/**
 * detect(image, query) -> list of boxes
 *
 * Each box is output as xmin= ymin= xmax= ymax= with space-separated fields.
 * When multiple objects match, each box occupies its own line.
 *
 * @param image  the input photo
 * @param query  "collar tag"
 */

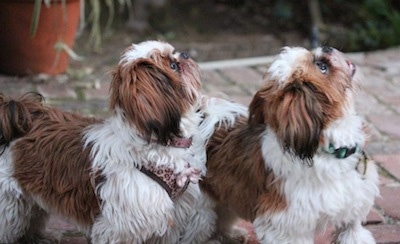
xmin=326 ymin=143 xmax=359 ymax=159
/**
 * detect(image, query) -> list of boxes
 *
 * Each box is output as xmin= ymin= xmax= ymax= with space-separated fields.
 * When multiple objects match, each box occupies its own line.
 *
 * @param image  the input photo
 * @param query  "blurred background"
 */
xmin=76 ymin=0 xmax=400 ymax=60
xmin=1 ymin=0 xmax=400 ymax=76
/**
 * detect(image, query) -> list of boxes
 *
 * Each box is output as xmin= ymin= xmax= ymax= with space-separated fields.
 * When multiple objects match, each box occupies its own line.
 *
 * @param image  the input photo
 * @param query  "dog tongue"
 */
xmin=347 ymin=60 xmax=356 ymax=76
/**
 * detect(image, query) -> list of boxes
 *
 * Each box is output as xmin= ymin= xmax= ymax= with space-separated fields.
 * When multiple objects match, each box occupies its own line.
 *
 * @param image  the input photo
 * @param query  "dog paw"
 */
xmin=177 ymin=167 xmax=202 ymax=187
xmin=18 ymin=230 xmax=61 ymax=244
xmin=189 ymin=168 xmax=202 ymax=183
xmin=176 ymin=175 xmax=188 ymax=188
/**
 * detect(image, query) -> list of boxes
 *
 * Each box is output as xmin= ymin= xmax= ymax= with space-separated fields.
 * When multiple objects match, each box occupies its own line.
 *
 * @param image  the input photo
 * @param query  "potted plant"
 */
xmin=0 ymin=0 xmax=81 ymax=75
xmin=0 ymin=0 xmax=132 ymax=76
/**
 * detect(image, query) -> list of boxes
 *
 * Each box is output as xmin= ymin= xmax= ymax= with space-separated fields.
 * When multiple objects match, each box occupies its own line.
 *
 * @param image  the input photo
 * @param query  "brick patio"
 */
xmin=1 ymin=46 xmax=399 ymax=243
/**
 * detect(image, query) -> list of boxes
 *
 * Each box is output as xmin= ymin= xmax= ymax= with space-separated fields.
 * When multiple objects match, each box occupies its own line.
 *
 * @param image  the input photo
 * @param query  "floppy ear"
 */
xmin=248 ymin=90 xmax=267 ymax=125
xmin=276 ymin=81 xmax=324 ymax=163
xmin=110 ymin=59 xmax=184 ymax=144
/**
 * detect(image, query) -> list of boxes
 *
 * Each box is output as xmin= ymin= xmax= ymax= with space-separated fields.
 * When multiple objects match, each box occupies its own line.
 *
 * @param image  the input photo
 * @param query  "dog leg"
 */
xmin=0 ymin=187 xmax=32 ymax=242
xmin=333 ymin=221 xmax=375 ymax=244
xmin=147 ymin=184 xmax=217 ymax=244
xmin=213 ymin=204 xmax=246 ymax=243
xmin=18 ymin=205 xmax=61 ymax=244
xmin=91 ymin=170 xmax=177 ymax=243
xmin=253 ymin=215 xmax=314 ymax=244
xmin=0 ymin=152 xmax=50 ymax=243
xmin=178 ymin=186 xmax=217 ymax=243
xmin=91 ymin=215 xmax=173 ymax=244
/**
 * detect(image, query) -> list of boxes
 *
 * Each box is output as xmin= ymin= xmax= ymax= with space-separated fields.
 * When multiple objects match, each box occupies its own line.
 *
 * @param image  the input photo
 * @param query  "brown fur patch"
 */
xmin=12 ymin=118 xmax=100 ymax=227
xmin=4 ymin=94 xmax=102 ymax=227
xmin=202 ymin=116 xmax=286 ymax=222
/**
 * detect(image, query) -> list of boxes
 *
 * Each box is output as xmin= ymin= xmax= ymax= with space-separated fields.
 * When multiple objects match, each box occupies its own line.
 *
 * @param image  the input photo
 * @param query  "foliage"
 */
xmin=30 ymin=0 xmax=400 ymax=52
xmin=84 ymin=0 xmax=133 ymax=50
xmin=30 ymin=0 xmax=62 ymax=37
xmin=348 ymin=0 xmax=400 ymax=51
xmin=232 ymin=0 xmax=400 ymax=51
xmin=30 ymin=0 xmax=133 ymax=50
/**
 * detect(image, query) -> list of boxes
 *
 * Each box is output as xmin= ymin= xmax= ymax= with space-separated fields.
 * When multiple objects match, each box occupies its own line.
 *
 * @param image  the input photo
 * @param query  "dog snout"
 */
xmin=180 ymin=52 xmax=189 ymax=59
xmin=321 ymin=46 xmax=333 ymax=53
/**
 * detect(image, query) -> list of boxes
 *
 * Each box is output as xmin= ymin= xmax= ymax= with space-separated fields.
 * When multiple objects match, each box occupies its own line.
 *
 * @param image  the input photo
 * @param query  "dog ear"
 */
xmin=110 ymin=59 xmax=184 ymax=144
xmin=276 ymin=81 xmax=324 ymax=163
xmin=248 ymin=90 xmax=267 ymax=125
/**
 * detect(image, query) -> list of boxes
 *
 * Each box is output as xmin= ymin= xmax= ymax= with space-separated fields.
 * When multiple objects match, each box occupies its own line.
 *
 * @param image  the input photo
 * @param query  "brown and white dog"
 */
xmin=0 ymin=40 xmax=246 ymax=243
xmin=201 ymin=46 xmax=379 ymax=243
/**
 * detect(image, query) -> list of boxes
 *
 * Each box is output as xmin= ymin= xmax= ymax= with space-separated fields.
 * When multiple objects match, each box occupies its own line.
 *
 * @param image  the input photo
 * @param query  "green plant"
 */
xmin=30 ymin=0 xmax=60 ymax=37
xmin=350 ymin=0 xmax=400 ymax=50
xmin=84 ymin=0 xmax=133 ymax=50
xmin=318 ymin=0 xmax=400 ymax=51
xmin=30 ymin=0 xmax=133 ymax=50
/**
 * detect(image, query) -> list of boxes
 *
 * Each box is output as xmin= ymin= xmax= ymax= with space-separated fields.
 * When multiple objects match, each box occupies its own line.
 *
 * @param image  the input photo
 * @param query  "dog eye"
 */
xmin=170 ymin=62 xmax=179 ymax=71
xmin=316 ymin=61 xmax=328 ymax=74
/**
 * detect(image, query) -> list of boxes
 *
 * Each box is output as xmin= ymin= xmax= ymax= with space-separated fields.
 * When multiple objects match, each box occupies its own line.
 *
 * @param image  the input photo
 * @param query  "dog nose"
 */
xmin=321 ymin=46 xmax=333 ymax=53
xmin=180 ymin=52 xmax=189 ymax=59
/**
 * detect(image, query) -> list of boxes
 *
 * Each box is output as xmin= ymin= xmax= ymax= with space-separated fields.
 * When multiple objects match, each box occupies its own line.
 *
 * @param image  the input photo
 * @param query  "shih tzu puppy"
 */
xmin=201 ymin=46 xmax=379 ymax=243
xmin=0 ymin=40 xmax=246 ymax=243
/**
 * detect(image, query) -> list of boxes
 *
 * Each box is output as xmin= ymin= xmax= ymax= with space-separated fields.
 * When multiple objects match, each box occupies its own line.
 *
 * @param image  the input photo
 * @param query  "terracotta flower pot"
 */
xmin=0 ymin=0 xmax=80 ymax=76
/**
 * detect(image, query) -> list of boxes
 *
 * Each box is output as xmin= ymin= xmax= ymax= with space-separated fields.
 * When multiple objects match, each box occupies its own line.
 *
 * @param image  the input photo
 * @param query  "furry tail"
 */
xmin=0 ymin=92 xmax=45 ymax=147
xmin=199 ymin=96 xmax=248 ymax=142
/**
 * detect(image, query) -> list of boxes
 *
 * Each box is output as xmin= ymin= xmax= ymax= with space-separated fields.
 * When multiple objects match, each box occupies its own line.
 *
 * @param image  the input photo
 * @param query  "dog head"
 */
xmin=249 ymin=46 xmax=359 ymax=163
xmin=109 ymin=40 xmax=202 ymax=145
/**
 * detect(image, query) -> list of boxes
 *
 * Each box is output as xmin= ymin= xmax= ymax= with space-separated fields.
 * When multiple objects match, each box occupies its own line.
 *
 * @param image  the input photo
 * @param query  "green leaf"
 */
xmin=30 ymin=0 xmax=42 ymax=38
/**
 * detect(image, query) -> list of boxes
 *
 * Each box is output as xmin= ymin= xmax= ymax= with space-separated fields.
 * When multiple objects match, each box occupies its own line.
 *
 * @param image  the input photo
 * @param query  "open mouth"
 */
xmin=347 ymin=60 xmax=356 ymax=77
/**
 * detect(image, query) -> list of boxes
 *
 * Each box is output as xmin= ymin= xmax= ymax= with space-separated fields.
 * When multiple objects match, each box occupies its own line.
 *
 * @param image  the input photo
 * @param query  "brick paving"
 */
xmin=1 ymin=46 xmax=400 ymax=243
